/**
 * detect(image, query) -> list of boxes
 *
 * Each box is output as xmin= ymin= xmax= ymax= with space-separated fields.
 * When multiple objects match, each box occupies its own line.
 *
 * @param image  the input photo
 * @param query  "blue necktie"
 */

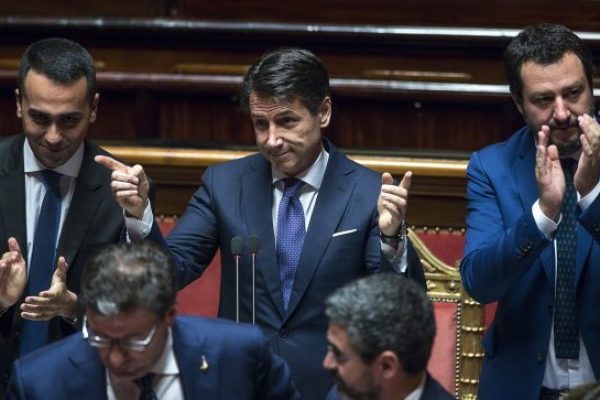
xmin=276 ymin=178 xmax=305 ymax=310
xmin=554 ymin=159 xmax=579 ymax=360
xmin=135 ymin=373 xmax=158 ymax=400
xmin=20 ymin=170 xmax=62 ymax=357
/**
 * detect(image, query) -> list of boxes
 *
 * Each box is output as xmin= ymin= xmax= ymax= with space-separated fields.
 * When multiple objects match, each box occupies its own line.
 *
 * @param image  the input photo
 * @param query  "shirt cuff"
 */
xmin=381 ymin=240 xmax=408 ymax=273
xmin=124 ymin=203 xmax=154 ymax=241
xmin=532 ymin=199 xmax=560 ymax=240
xmin=578 ymin=179 xmax=600 ymax=211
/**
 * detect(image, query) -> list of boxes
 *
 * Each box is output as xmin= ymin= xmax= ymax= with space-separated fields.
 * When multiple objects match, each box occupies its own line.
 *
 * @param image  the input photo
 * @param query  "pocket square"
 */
xmin=332 ymin=229 xmax=358 ymax=237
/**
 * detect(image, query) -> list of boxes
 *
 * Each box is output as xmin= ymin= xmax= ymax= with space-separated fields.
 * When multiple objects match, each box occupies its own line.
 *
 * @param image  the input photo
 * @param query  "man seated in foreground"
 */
xmin=7 ymin=241 xmax=298 ymax=399
xmin=324 ymin=273 xmax=454 ymax=400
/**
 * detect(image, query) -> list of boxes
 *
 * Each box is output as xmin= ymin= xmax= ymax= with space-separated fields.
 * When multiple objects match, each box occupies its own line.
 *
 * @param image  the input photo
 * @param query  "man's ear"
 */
xmin=512 ymin=93 xmax=524 ymax=115
xmin=318 ymin=97 xmax=332 ymax=128
xmin=15 ymin=88 xmax=22 ymax=119
xmin=165 ymin=305 xmax=177 ymax=326
xmin=376 ymin=350 xmax=401 ymax=380
xmin=89 ymin=93 xmax=100 ymax=123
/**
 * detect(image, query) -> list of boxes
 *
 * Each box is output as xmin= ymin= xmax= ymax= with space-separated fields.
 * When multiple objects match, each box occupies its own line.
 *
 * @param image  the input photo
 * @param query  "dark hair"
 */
xmin=240 ymin=48 xmax=330 ymax=115
xmin=504 ymin=23 xmax=594 ymax=100
xmin=18 ymin=37 xmax=97 ymax=101
xmin=81 ymin=241 xmax=176 ymax=317
xmin=325 ymin=273 xmax=434 ymax=374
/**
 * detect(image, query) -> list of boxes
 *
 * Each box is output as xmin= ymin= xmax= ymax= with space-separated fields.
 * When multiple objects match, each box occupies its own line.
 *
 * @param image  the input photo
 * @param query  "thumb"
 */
xmin=381 ymin=172 xmax=394 ymax=186
xmin=53 ymin=257 xmax=69 ymax=283
xmin=399 ymin=171 xmax=413 ymax=191
xmin=7 ymin=237 xmax=21 ymax=254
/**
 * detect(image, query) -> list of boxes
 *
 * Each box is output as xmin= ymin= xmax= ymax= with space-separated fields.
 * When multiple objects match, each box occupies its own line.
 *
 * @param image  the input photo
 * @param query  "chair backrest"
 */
xmin=409 ymin=227 xmax=484 ymax=400
xmin=156 ymin=215 xmax=221 ymax=317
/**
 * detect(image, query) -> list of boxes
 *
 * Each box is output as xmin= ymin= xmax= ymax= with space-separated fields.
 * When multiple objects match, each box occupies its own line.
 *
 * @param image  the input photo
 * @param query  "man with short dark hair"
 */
xmin=323 ymin=273 xmax=453 ymax=400
xmin=0 ymin=38 xmax=125 ymax=393
xmin=461 ymin=23 xmax=600 ymax=398
xmin=97 ymin=48 xmax=425 ymax=399
xmin=6 ymin=241 xmax=298 ymax=399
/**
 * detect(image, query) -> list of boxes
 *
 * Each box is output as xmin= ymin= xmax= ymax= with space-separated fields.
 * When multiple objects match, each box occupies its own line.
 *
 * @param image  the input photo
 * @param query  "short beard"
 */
xmin=332 ymin=373 xmax=381 ymax=400
xmin=528 ymin=103 xmax=595 ymax=157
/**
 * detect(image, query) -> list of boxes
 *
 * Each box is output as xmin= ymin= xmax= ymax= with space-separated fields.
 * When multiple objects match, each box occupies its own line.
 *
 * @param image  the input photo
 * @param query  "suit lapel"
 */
xmin=285 ymin=145 xmax=354 ymax=318
xmin=241 ymin=156 xmax=285 ymax=319
xmin=0 ymin=136 xmax=27 ymax=257
xmin=64 ymin=336 xmax=107 ymax=400
xmin=57 ymin=141 xmax=103 ymax=264
xmin=173 ymin=320 xmax=217 ymax=399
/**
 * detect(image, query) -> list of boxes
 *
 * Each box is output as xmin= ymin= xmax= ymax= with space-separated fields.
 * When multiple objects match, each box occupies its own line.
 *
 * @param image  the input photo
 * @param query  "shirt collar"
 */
xmin=271 ymin=144 xmax=329 ymax=191
xmin=150 ymin=327 xmax=179 ymax=376
xmin=404 ymin=373 xmax=427 ymax=400
xmin=23 ymin=138 xmax=84 ymax=178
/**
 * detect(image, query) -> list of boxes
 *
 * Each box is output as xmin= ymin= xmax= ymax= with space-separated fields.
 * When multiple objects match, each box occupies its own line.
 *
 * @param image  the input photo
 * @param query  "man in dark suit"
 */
xmin=7 ymin=241 xmax=298 ymax=400
xmin=461 ymin=23 xmax=600 ymax=399
xmin=323 ymin=273 xmax=454 ymax=400
xmin=97 ymin=48 xmax=425 ymax=399
xmin=0 ymin=38 xmax=125 ymax=393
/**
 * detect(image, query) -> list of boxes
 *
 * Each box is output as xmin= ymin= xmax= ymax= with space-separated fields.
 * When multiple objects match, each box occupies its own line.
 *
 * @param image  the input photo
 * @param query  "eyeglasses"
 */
xmin=82 ymin=315 xmax=159 ymax=352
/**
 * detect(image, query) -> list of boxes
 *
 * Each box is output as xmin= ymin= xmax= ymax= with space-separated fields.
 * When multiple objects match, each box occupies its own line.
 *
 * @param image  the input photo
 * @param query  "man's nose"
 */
xmin=553 ymin=98 xmax=571 ymax=122
xmin=323 ymin=350 xmax=336 ymax=370
xmin=44 ymin=124 xmax=62 ymax=144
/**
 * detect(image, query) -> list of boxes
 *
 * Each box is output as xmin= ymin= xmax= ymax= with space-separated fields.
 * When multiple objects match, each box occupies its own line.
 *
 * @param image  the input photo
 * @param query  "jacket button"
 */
xmin=536 ymin=353 xmax=545 ymax=362
xmin=279 ymin=329 xmax=289 ymax=338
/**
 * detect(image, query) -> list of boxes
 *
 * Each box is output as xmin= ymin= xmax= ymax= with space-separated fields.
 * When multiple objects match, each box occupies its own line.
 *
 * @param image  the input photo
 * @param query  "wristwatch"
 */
xmin=380 ymin=220 xmax=408 ymax=246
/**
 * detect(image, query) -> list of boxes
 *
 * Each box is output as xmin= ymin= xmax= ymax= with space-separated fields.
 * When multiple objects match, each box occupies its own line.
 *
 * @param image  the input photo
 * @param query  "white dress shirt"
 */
xmin=531 ymin=177 xmax=600 ymax=389
xmin=23 ymin=139 xmax=83 ymax=271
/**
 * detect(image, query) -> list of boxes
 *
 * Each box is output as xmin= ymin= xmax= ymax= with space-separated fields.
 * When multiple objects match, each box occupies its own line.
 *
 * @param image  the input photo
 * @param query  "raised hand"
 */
xmin=575 ymin=114 xmax=600 ymax=197
xmin=95 ymin=155 xmax=150 ymax=219
xmin=536 ymin=126 xmax=565 ymax=221
xmin=378 ymin=171 xmax=412 ymax=236
xmin=0 ymin=238 xmax=27 ymax=310
xmin=20 ymin=257 xmax=77 ymax=321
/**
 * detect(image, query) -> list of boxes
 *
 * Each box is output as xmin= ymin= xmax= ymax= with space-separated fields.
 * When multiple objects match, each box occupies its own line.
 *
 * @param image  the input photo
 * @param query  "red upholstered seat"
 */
xmin=156 ymin=216 xmax=221 ymax=317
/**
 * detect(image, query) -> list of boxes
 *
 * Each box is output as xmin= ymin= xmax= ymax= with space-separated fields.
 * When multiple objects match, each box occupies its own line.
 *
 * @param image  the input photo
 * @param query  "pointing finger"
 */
xmin=95 ymin=155 xmax=130 ymax=174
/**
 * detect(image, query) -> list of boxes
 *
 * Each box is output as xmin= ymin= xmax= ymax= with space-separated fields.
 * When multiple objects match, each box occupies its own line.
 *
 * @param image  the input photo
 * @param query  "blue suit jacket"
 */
xmin=7 ymin=316 xmax=298 ymax=400
xmin=325 ymin=374 xmax=454 ymax=400
xmin=460 ymin=126 xmax=600 ymax=399
xmin=149 ymin=139 xmax=425 ymax=399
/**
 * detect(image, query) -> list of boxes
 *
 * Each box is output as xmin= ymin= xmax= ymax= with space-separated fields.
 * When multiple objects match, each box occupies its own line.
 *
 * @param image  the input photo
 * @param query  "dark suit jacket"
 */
xmin=0 ymin=134 xmax=125 ymax=391
xmin=149 ymin=139 xmax=425 ymax=399
xmin=460 ymin=126 xmax=600 ymax=399
xmin=7 ymin=316 xmax=299 ymax=400
xmin=325 ymin=374 xmax=455 ymax=400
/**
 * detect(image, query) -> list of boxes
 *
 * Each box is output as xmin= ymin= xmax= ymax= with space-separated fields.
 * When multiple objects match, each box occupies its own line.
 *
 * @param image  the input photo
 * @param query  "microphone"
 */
xmin=231 ymin=236 xmax=243 ymax=323
xmin=248 ymin=234 xmax=260 ymax=325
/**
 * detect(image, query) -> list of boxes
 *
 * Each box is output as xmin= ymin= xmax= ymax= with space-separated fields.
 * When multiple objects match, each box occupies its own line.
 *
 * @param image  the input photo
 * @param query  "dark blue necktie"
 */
xmin=554 ymin=159 xmax=579 ymax=360
xmin=276 ymin=178 xmax=305 ymax=310
xmin=135 ymin=373 xmax=158 ymax=400
xmin=20 ymin=170 xmax=62 ymax=357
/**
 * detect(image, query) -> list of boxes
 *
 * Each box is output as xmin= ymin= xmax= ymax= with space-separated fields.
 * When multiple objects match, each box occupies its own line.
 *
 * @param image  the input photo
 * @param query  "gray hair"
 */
xmin=81 ymin=241 xmax=176 ymax=317
xmin=325 ymin=273 xmax=435 ymax=374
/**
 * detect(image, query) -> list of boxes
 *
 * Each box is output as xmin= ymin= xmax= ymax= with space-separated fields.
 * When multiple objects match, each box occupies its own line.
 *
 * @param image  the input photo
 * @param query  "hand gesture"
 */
xmin=21 ymin=257 xmax=77 ymax=321
xmin=575 ymin=114 xmax=600 ymax=197
xmin=95 ymin=155 xmax=149 ymax=219
xmin=536 ymin=126 xmax=565 ymax=221
xmin=378 ymin=171 xmax=412 ymax=236
xmin=0 ymin=238 xmax=27 ymax=310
